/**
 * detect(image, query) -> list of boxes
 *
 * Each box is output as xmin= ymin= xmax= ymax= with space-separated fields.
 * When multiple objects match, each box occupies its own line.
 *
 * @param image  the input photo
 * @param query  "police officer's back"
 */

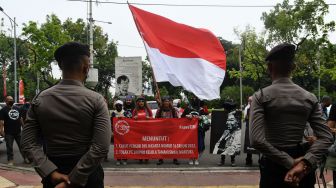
xmin=21 ymin=42 xmax=111 ymax=188
xmin=249 ymin=43 xmax=333 ymax=188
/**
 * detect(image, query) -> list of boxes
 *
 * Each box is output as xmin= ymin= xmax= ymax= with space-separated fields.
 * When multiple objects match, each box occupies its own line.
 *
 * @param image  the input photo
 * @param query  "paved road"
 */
xmin=0 ymin=166 xmax=334 ymax=187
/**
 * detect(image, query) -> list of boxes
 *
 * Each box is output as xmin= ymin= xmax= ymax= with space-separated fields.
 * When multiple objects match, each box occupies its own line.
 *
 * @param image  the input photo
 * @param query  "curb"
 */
xmin=0 ymin=163 xmax=259 ymax=173
xmin=104 ymin=167 xmax=259 ymax=173
xmin=0 ymin=163 xmax=35 ymax=173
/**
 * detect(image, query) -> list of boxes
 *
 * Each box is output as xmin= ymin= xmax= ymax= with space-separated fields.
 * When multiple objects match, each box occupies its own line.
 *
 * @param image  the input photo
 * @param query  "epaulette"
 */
xmin=254 ymin=88 xmax=264 ymax=105
xmin=31 ymin=80 xmax=59 ymax=113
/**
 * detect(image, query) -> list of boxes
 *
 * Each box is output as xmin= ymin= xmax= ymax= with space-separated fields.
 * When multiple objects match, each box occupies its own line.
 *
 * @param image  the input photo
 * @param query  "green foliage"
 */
xmin=94 ymin=41 xmax=118 ymax=97
xmin=261 ymin=0 xmax=336 ymax=94
xmin=217 ymin=37 xmax=240 ymax=87
xmin=262 ymin=0 xmax=335 ymax=45
xmin=22 ymin=14 xmax=71 ymax=88
xmin=206 ymin=86 xmax=254 ymax=109
xmin=229 ymin=27 xmax=270 ymax=90
xmin=142 ymin=60 xmax=153 ymax=94
xmin=159 ymin=86 xmax=169 ymax=97
xmin=221 ymin=86 xmax=255 ymax=105
xmin=15 ymin=15 xmax=118 ymax=101
xmin=62 ymin=18 xmax=118 ymax=97
xmin=312 ymin=87 xmax=336 ymax=102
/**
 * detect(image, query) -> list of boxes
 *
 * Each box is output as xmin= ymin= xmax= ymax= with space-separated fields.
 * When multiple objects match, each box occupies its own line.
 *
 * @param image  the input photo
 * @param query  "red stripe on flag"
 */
xmin=129 ymin=5 xmax=226 ymax=71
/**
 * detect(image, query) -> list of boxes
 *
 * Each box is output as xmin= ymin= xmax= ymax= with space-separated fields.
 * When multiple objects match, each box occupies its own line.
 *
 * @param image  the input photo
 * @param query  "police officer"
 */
xmin=249 ymin=43 xmax=333 ymax=188
xmin=21 ymin=42 xmax=111 ymax=188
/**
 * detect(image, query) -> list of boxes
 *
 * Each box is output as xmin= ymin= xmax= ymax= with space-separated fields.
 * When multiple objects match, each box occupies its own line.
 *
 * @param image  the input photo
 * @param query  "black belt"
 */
xmin=48 ymin=155 xmax=83 ymax=170
xmin=262 ymin=144 xmax=308 ymax=160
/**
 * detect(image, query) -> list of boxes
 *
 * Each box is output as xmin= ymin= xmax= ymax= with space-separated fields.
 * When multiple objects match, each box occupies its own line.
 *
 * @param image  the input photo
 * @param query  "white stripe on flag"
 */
xmin=145 ymin=42 xmax=225 ymax=100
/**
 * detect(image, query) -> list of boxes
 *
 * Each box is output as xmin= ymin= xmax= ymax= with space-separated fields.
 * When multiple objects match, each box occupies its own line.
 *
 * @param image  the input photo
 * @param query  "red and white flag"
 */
xmin=129 ymin=5 xmax=226 ymax=100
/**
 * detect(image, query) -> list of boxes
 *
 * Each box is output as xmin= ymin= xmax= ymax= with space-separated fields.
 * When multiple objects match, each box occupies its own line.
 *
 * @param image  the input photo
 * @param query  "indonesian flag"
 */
xmin=129 ymin=5 xmax=226 ymax=100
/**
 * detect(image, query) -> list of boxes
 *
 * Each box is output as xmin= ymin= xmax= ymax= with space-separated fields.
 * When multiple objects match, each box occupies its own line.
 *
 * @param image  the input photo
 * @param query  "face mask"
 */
xmin=7 ymin=101 xmax=14 ymax=106
xmin=116 ymin=105 xmax=123 ymax=111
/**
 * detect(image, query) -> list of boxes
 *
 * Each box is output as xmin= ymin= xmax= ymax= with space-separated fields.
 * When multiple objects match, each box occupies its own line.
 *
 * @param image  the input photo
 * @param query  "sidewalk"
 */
xmin=0 ymin=164 xmax=334 ymax=188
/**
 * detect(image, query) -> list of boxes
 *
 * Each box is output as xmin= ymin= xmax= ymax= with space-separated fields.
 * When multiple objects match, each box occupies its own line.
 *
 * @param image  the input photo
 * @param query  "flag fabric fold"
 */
xmin=129 ymin=5 xmax=226 ymax=100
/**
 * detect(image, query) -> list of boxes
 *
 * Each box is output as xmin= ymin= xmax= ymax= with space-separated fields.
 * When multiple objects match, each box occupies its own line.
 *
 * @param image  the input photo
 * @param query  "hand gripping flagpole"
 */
xmin=128 ymin=3 xmax=162 ymax=103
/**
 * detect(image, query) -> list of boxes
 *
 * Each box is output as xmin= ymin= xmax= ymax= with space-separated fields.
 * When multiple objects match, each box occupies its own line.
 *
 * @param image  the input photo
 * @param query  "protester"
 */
xmin=124 ymin=95 xmax=135 ymax=118
xmin=133 ymin=96 xmax=152 ymax=164
xmin=243 ymin=96 xmax=254 ymax=166
xmin=326 ymin=103 xmax=336 ymax=188
xmin=0 ymin=96 xmax=28 ymax=165
xmin=215 ymin=100 xmax=241 ymax=167
xmin=112 ymin=100 xmax=126 ymax=118
xmin=111 ymin=100 xmax=128 ymax=166
xmin=182 ymin=99 xmax=210 ymax=165
xmin=249 ymin=43 xmax=333 ymax=188
xmin=321 ymin=96 xmax=332 ymax=120
xmin=20 ymin=99 xmax=31 ymax=122
xmin=199 ymin=101 xmax=209 ymax=115
xmin=21 ymin=42 xmax=111 ymax=188
xmin=173 ymin=99 xmax=184 ymax=118
xmin=181 ymin=100 xmax=191 ymax=117
xmin=155 ymin=96 xmax=179 ymax=165
xmin=133 ymin=96 xmax=152 ymax=120
xmin=176 ymin=100 xmax=184 ymax=118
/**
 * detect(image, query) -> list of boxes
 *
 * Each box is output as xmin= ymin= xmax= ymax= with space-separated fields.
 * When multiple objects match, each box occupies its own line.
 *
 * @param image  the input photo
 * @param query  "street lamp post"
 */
xmin=239 ymin=45 xmax=243 ymax=112
xmin=85 ymin=0 xmax=99 ymax=88
xmin=0 ymin=6 xmax=18 ymax=103
xmin=85 ymin=1 xmax=112 ymax=89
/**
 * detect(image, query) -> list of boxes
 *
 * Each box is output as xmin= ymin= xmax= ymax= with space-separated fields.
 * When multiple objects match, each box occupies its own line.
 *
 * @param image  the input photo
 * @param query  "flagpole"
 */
xmin=128 ymin=3 xmax=161 ymax=102
xmin=151 ymin=68 xmax=162 ymax=103
xmin=239 ymin=45 xmax=243 ymax=112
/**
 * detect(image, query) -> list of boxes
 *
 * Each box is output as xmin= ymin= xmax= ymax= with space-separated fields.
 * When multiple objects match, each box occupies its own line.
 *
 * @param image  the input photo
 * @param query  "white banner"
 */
xmin=115 ymin=57 xmax=142 ymax=98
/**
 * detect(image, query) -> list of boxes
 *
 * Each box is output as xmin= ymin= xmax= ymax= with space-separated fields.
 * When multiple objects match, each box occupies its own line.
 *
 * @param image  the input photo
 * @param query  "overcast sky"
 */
xmin=1 ymin=0 xmax=335 ymax=60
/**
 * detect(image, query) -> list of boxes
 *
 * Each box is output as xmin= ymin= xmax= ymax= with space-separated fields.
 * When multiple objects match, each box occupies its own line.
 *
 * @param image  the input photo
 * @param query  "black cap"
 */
xmin=136 ymin=96 xmax=145 ymax=102
xmin=265 ymin=43 xmax=296 ymax=62
xmin=162 ymin=96 xmax=171 ymax=101
xmin=223 ymin=100 xmax=236 ymax=111
xmin=54 ymin=42 xmax=90 ymax=63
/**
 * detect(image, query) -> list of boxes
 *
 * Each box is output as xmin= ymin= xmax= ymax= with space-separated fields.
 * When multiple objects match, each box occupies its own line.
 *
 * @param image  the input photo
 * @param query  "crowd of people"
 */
xmin=0 ymin=91 xmax=249 ymax=168
xmin=110 ymin=94 xmax=220 ymax=166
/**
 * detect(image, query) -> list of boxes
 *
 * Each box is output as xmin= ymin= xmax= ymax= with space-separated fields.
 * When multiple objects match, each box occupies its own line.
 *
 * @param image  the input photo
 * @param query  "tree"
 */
xmin=221 ymin=86 xmax=255 ymax=105
xmin=94 ymin=41 xmax=118 ymax=97
xmin=0 ymin=22 xmax=31 ymax=100
xmin=63 ymin=18 xmax=118 ymax=97
xmin=20 ymin=15 xmax=118 ymax=100
xmin=262 ymin=0 xmax=335 ymax=47
xmin=261 ymin=0 xmax=336 ymax=92
xmin=218 ymin=37 xmax=240 ymax=88
xmin=22 ymin=14 xmax=71 ymax=88
xmin=0 ymin=32 xmax=13 ymax=99
xmin=229 ymin=27 xmax=269 ymax=90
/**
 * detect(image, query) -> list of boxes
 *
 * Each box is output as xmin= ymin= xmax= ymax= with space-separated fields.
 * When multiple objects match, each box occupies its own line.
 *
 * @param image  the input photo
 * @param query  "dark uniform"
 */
xmin=21 ymin=80 xmax=111 ymax=188
xmin=249 ymin=44 xmax=333 ymax=188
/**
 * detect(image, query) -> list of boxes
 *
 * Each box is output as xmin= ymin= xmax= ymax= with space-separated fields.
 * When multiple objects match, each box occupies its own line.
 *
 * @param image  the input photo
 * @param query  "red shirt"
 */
xmin=132 ymin=108 xmax=153 ymax=119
